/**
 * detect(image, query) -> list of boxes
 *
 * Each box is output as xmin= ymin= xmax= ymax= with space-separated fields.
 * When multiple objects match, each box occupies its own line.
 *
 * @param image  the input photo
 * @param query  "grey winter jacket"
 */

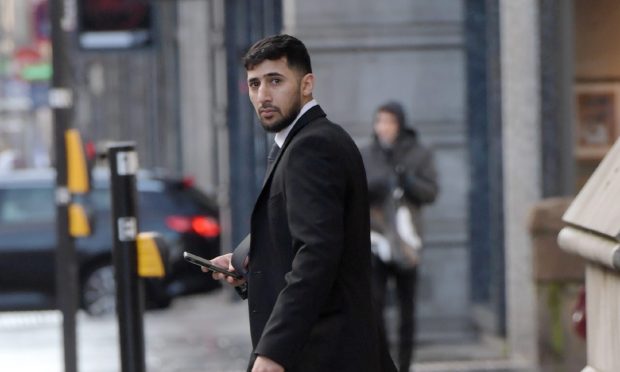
xmin=360 ymin=128 xmax=439 ymax=268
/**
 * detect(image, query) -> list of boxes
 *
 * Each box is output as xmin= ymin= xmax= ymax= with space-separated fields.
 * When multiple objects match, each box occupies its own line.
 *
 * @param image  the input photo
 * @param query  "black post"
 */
xmin=108 ymin=143 xmax=146 ymax=372
xmin=50 ymin=0 xmax=78 ymax=371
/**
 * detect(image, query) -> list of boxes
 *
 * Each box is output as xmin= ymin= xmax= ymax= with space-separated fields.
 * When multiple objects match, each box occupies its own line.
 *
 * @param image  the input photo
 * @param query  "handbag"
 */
xmin=392 ymin=187 xmax=422 ymax=267
xmin=371 ymin=187 xmax=422 ymax=268
xmin=395 ymin=201 xmax=422 ymax=260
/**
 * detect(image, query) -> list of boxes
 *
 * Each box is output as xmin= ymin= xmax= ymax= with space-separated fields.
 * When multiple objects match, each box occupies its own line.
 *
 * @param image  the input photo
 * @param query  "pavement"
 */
xmin=0 ymin=290 xmax=251 ymax=372
xmin=0 ymin=290 xmax=534 ymax=372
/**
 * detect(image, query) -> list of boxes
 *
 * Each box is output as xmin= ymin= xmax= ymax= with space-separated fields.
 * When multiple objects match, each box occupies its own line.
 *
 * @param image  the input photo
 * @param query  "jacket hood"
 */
xmin=373 ymin=101 xmax=418 ymax=144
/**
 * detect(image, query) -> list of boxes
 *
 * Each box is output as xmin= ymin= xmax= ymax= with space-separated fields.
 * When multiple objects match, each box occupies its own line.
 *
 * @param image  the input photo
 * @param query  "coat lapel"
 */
xmin=246 ymin=105 xmax=327 ymax=265
xmin=260 ymin=105 xmax=326 ymax=188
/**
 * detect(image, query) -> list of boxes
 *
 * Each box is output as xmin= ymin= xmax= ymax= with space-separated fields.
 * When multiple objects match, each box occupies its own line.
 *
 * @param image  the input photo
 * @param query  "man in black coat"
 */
xmin=206 ymin=34 xmax=397 ymax=372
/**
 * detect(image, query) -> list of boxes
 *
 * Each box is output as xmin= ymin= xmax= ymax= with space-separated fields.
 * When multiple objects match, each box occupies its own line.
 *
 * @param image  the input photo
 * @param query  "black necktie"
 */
xmin=267 ymin=142 xmax=281 ymax=166
xmin=263 ymin=143 xmax=281 ymax=187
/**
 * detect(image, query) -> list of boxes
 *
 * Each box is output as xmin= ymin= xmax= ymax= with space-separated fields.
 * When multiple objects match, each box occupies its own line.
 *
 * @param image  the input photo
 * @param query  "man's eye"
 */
xmin=249 ymin=81 xmax=259 ymax=88
xmin=271 ymin=78 xmax=281 ymax=85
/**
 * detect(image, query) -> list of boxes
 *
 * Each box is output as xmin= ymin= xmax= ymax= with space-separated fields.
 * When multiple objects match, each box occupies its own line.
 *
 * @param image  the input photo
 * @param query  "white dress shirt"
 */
xmin=274 ymin=99 xmax=318 ymax=147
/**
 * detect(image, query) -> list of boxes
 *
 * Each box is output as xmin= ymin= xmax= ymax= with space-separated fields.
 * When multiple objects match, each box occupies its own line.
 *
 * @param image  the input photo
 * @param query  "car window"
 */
xmin=0 ymin=188 xmax=55 ymax=224
xmin=90 ymin=185 xmax=213 ymax=214
xmin=90 ymin=189 xmax=111 ymax=211
xmin=90 ymin=189 xmax=181 ymax=213
xmin=139 ymin=190 xmax=195 ymax=213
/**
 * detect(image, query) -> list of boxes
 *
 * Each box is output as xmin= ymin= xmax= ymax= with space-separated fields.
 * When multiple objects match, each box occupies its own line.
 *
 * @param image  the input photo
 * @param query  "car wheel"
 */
xmin=82 ymin=264 xmax=116 ymax=317
xmin=145 ymin=278 xmax=172 ymax=310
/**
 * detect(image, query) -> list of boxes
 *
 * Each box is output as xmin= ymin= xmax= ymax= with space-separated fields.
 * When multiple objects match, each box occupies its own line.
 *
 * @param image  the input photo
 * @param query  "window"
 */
xmin=0 ymin=188 xmax=55 ymax=224
xmin=78 ymin=0 xmax=153 ymax=49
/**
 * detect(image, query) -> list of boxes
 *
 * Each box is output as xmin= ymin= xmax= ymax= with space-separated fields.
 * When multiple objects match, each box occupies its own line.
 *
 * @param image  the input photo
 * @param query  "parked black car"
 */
xmin=0 ymin=168 xmax=221 ymax=316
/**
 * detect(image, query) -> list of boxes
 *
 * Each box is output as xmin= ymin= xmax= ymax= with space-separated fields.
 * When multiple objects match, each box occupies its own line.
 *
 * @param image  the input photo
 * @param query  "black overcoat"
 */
xmin=243 ymin=105 xmax=396 ymax=372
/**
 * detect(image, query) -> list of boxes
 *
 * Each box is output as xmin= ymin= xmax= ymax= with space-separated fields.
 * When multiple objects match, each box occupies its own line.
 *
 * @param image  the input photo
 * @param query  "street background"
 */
xmin=0 ymin=290 xmax=533 ymax=372
xmin=1 ymin=0 xmax=614 ymax=370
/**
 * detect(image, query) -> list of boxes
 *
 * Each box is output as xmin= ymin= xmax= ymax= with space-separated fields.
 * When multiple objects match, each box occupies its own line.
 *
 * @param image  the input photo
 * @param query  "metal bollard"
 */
xmin=108 ymin=143 xmax=145 ymax=372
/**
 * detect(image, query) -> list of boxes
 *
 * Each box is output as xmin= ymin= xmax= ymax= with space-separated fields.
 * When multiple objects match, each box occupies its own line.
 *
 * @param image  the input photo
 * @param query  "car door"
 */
xmin=0 ymin=185 xmax=56 ymax=306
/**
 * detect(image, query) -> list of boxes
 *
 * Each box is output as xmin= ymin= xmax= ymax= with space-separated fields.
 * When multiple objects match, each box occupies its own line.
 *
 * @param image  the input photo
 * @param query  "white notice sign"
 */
xmin=117 ymin=217 xmax=137 ymax=242
xmin=116 ymin=151 xmax=138 ymax=176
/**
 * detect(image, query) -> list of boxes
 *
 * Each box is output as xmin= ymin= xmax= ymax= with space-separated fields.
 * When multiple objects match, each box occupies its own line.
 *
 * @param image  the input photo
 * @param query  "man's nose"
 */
xmin=257 ymin=84 xmax=271 ymax=103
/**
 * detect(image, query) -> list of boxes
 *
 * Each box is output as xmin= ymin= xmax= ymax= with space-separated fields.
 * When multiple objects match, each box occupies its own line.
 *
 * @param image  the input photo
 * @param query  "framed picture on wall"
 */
xmin=574 ymin=82 xmax=620 ymax=160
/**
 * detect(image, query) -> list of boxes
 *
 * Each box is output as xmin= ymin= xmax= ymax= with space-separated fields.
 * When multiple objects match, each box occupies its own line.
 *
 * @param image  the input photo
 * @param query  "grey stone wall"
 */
xmin=284 ymin=0 xmax=471 ymax=339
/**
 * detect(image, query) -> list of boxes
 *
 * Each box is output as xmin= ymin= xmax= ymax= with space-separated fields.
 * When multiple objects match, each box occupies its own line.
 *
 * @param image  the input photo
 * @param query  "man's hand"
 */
xmin=201 ymin=253 xmax=246 ymax=286
xmin=252 ymin=356 xmax=284 ymax=372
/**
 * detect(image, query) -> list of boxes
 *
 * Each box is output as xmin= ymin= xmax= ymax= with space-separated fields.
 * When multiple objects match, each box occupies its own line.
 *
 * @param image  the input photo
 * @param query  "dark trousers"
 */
xmin=372 ymin=258 xmax=418 ymax=372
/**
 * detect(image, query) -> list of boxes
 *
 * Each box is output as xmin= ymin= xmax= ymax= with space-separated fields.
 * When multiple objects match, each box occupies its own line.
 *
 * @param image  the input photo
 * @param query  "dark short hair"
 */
xmin=243 ymin=34 xmax=312 ymax=74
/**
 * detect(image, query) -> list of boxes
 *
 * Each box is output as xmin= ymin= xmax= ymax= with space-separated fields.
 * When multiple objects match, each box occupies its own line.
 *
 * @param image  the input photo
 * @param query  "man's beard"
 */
xmin=259 ymin=95 xmax=302 ymax=133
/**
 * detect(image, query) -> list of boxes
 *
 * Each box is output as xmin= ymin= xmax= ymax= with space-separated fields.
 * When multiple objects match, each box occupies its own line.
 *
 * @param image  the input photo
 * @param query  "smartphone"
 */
xmin=183 ymin=251 xmax=243 ymax=280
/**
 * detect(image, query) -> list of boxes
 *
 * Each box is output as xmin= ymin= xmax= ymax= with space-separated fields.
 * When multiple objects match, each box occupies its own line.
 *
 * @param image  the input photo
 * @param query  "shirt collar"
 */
xmin=274 ymin=99 xmax=318 ymax=148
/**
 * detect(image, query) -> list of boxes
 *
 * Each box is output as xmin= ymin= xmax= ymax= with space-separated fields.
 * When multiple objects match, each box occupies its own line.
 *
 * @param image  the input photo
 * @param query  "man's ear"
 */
xmin=300 ymin=73 xmax=314 ymax=98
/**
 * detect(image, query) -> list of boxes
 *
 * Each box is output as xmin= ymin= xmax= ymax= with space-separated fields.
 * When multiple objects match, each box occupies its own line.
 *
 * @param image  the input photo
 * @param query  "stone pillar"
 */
xmin=500 ymin=0 xmax=541 ymax=365
xmin=177 ymin=0 xmax=225 ymax=192
xmin=177 ymin=0 xmax=231 ymax=255
xmin=558 ymin=138 xmax=620 ymax=372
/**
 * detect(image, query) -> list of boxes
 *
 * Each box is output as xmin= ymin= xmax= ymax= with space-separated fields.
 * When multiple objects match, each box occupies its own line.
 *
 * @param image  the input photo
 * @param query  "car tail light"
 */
xmin=182 ymin=176 xmax=195 ymax=188
xmin=166 ymin=215 xmax=220 ymax=238
xmin=166 ymin=216 xmax=192 ymax=232
xmin=191 ymin=216 xmax=220 ymax=238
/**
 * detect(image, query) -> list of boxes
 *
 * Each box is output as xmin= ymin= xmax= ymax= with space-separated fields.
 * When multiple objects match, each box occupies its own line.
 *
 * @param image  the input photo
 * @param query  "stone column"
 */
xmin=500 ymin=0 xmax=541 ymax=365
xmin=177 ymin=0 xmax=231 ymax=256
xmin=558 ymin=138 xmax=620 ymax=372
xmin=177 ymin=0 xmax=225 ymax=192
